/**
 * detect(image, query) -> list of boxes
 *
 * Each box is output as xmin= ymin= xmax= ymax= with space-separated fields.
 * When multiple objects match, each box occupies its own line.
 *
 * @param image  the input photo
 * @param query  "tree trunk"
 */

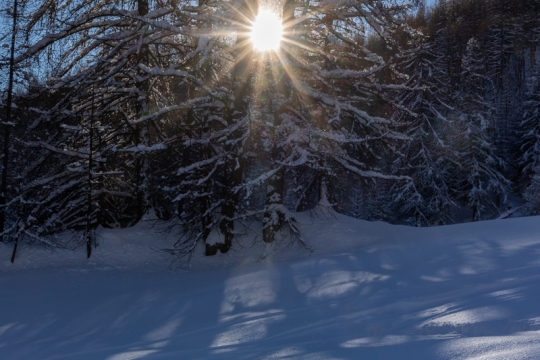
xmin=472 ymin=204 xmax=479 ymax=222
xmin=263 ymin=163 xmax=284 ymax=243
xmin=134 ymin=0 xmax=150 ymax=223
xmin=262 ymin=0 xmax=295 ymax=244
xmin=2 ymin=0 xmax=18 ymax=250
xmin=87 ymin=87 xmax=95 ymax=258
xmin=216 ymin=0 xmax=258 ymax=254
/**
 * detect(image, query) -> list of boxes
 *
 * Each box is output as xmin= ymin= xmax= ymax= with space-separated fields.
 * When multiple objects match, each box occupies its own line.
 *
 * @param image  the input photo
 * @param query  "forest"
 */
xmin=0 ymin=0 xmax=539 ymax=261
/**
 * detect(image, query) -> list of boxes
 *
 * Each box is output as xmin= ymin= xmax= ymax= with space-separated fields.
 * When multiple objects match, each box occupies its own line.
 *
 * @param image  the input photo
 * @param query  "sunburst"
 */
xmin=250 ymin=10 xmax=283 ymax=52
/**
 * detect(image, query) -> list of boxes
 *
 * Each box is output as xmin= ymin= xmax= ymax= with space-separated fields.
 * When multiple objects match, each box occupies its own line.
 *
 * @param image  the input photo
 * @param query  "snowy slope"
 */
xmin=1 ymin=213 xmax=540 ymax=359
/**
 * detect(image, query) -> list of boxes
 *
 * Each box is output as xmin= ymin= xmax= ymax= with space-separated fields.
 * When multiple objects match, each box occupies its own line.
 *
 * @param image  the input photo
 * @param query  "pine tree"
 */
xmin=520 ymin=62 xmax=540 ymax=212
xmin=0 ymin=0 xmax=20 ymax=250
xmin=165 ymin=0 xmax=261 ymax=257
xmin=280 ymin=0 xmax=411 ymax=215
xmin=11 ymin=0 xmax=415 ymax=261
xmin=390 ymin=26 xmax=455 ymax=226
xmin=13 ymin=0 xmax=190 ymax=257
xmin=452 ymin=37 xmax=509 ymax=221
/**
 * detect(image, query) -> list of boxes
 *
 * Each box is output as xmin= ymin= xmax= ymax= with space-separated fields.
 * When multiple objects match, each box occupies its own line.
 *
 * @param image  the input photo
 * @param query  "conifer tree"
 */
xmin=390 ymin=27 xmax=455 ymax=226
xmin=453 ymin=37 xmax=509 ymax=221
xmin=520 ymin=62 xmax=540 ymax=212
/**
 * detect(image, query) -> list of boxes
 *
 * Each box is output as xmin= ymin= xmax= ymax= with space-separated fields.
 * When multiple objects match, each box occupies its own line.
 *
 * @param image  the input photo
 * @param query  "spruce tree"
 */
xmin=390 ymin=26 xmax=455 ymax=226
xmin=453 ymin=37 xmax=509 ymax=221
xmin=520 ymin=63 xmax=540 ymax=212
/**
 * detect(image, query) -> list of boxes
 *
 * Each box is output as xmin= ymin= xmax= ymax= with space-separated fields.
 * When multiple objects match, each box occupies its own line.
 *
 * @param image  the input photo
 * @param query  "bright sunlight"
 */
xmin=250 ymin=10 xmax=283 ymax=51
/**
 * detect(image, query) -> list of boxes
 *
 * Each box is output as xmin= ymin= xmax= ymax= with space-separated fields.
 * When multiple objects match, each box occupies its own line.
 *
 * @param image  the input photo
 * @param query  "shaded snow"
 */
xmin=1 ymin=214 xmax=540 ymax=359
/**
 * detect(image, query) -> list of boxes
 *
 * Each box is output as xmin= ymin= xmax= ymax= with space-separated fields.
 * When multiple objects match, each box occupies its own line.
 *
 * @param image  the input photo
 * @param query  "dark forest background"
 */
xmin=0 ymin=0 xmax=539 ymax=261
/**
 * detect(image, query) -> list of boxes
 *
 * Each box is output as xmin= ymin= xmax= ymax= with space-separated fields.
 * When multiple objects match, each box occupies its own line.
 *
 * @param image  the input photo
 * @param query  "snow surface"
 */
xmin=1 ymin=213 xmax=540 ymax=359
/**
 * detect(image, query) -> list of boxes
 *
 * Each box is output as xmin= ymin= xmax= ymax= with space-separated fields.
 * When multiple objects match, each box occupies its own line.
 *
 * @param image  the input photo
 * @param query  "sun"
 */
xmin=250 ymin=10 xmax=283 ymax=52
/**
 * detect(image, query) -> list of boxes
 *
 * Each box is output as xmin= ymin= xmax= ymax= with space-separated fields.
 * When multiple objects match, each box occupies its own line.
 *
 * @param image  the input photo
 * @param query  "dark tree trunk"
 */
xmin=472 ymin=204 xmax=479 ymax=222
xmin=3 ymin=0 xmax=18 ymax=258
xmin=263 ymin=164 xmax=284 ymax=243
xmin=138 ymin=0 xmax=149 ymax=16
xmin=262 ymin=0 xmax=295 ymax=243
xmin=215 ymin=0 xmax=258 ymax=254
xmin=87 ymin=87 xmax=95 ymax=258
xmin=218 ymin=148 xmax=245 ymax=253
xmin=134 ymin=0 xmax=150 ymax=223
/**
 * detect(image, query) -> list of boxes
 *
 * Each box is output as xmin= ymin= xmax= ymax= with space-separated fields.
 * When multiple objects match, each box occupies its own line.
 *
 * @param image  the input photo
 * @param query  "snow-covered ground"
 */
xmin=2 ymin=213 xmax=540 ymax=359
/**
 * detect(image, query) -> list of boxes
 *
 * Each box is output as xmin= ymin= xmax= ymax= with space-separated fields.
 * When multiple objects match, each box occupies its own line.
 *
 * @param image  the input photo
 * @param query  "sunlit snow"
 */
xmin=2 ymin=213 xmax=540 ymax=359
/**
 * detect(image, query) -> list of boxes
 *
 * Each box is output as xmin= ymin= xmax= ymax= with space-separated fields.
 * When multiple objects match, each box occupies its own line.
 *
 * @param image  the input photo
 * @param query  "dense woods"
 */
xmin=0 ymin=0 xmax=539 ymax=261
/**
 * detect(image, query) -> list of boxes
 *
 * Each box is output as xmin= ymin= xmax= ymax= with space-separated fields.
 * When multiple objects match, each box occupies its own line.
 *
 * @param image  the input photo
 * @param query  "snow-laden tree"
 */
xmin=163 ymin=0 xmax=416 ymax=258
xmin=452 ymin=37 xmax=509 ymax=221
xmin=480 ymin=0 xmax=533 ymax=182
xmin=156 ymin=0 xmax=261 ymax=257
xmin=12 ymin=0 xmax=194 ymax=257
xmin=0 ymin=0 xmax=21 ymax=249
xmin=520 ymin=62 xmax=540 ymax=212
xmin=0 ymin=0 xmax=65 ymax=260
xmin=389 ymin=26 xmax=455 ymax=226
xmin=273 ymin=0 xmax=412 ymax=213
xmin=9 ymin=0 xmax=416 ymax=261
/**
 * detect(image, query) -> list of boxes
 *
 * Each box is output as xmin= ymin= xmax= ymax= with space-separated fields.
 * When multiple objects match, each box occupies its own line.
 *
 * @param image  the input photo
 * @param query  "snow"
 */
xmin=196 ymin=35 xmax=210 ymax=52
xmin=2 ymin=214 xmax=540 ymax=359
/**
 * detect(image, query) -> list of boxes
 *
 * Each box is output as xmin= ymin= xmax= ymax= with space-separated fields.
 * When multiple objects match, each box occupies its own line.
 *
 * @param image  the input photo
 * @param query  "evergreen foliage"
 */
xmin=1 ymin=0 xmax=540 ymax=262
